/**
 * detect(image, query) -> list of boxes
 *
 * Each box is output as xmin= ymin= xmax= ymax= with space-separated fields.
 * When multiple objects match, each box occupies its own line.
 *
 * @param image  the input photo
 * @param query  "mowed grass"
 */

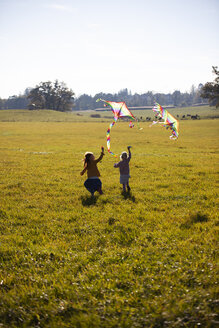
xmin=0 ymin=114 xmax=218 ymax=327
xmin=0 ymin=105 xmax=218 ymax=123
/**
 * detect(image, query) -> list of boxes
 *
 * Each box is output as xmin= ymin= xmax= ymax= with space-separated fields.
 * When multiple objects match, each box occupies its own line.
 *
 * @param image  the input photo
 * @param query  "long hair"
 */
xmin=83 ymin=152 xmax=93 ymax=167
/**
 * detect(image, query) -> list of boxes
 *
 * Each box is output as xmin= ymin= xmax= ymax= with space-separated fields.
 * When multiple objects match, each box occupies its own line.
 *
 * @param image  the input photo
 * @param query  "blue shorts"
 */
xmin=84 ymin=178 xmax=102 ymax=194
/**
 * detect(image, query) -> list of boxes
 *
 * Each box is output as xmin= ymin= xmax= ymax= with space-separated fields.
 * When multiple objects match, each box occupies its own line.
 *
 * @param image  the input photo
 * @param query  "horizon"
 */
xmin=0 ymin=81 xmax=207 ymax=100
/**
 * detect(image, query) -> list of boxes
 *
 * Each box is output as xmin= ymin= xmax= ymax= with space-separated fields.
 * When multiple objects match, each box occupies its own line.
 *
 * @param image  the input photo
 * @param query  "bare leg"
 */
xmin=98 ymin=188 xmax=103 ymax=195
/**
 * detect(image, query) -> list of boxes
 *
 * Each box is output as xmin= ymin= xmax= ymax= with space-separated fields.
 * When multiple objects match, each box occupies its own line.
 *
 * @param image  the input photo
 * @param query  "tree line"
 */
xmin=0 ymin=67 xmax=218 ymax=111
xmin=0 ymin=81 xmax=75 ymax=112
xmin=75 ymin=86 xmax=205 ymax=111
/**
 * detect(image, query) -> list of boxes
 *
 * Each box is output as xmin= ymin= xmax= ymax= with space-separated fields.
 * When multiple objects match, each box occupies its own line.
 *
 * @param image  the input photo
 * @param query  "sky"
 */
xmin=0 ymin=0 xmax=218 ymax=99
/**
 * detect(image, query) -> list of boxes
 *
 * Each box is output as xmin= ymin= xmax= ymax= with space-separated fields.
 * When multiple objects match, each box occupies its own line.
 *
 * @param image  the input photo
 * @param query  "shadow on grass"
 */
xmin=81 ymin=195 xmax=97 ymax=206
xmin=121 ymin=191 xmax=136 ymax=202
xmin=181 ymin=212 xmax=209 ymax=228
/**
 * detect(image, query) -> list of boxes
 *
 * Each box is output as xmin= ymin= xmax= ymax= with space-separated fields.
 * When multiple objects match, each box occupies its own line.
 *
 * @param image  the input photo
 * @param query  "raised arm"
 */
xmin=95 ymin=147 xmax=105 ymax=163
xmin=127 ymin=146 xmax=131 ymax=162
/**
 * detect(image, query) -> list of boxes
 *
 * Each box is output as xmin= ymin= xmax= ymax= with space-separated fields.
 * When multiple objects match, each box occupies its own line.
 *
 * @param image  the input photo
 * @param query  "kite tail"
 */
xmin=169 ymin=135 xmax=177 ymax=140
xmin=107 ymin=120 xmax=117 ymax=157
xmin=129 ymin=121 xmax=134 ymax=128
xmin=129 ymin=119 xmax=143 ymax=130
xmin=149 ymin=121 xmax=158 ymax=127
xmin=136 ymin=120 xmax=143 ymax=130
xmin=169 ymin=130 xmax=178 ymax=140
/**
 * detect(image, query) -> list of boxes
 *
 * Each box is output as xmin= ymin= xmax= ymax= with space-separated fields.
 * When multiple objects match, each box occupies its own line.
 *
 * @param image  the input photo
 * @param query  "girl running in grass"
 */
xmin=80 ymin=147 xmax=104 ymax=197
xmin=114 ymin=146 xmax=131 ymax=193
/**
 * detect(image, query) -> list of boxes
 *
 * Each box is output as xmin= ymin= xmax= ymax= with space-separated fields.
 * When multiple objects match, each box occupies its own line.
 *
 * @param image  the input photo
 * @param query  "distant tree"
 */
xmin=27 ymin=80 xmax=75 ymax=111
xmin=145 ymin=92 xmax=154 ymax=106
xmin=180 ymin=92 xmax=192 ymax=107
xmin=200 ymin=66 xmax=219 ymax=107
xmin=155 ymin=93 xmax=166 ymax=106
xmin=24 ymin=88 xmax=32 ymax=97
xmin=4 ymin=95 xmax=28 ymax=109
xmin=74 ymin=94 xmax=94 ymax=110
xmin=190 ymin=85 xmax=196 ymax=98
xmin=118 ymin=88 xmax=129 ymax=97
xmin=0 ymin=98 xmax=5 ymax=109
xmin=172 ymin=90 xmax=181 ymax=106
xmin=193 ymin=83 xmax=205 ymax=104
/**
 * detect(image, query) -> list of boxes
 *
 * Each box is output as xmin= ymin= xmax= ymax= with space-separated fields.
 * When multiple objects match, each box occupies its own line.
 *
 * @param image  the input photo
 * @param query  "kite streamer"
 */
xmin=151 ymin=102 xmax=179 ymax=139
xmin=96 ymin=98 xmax=141 ymax=156
xmin=106 ymin=119 xmax=117 ymax=157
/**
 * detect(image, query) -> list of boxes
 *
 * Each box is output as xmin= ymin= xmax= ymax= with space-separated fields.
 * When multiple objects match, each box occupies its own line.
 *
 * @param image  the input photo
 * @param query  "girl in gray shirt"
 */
xmin=114 ymin=146 xmax=131 ymax=193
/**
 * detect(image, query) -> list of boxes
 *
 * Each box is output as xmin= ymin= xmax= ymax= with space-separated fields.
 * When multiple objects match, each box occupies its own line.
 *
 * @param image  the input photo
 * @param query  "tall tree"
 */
xmin=4 ymin=95 xmax=28 ymax=109
xmin=28 ymin=80 xmax=75 ymax=111
xmin=200 ymin=66 xmax=219 ymax=107
xmin=172 ymin=90 xmax=181 ymax=106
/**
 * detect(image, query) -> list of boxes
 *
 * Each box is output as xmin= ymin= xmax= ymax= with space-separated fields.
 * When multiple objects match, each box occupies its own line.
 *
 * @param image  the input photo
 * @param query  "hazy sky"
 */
xmin=0 ymin=0 xmax=218 ymax=98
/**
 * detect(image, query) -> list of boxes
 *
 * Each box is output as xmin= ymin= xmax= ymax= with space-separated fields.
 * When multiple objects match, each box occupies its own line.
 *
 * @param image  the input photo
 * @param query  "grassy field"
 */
xmin=0 ymin=105 xmax=218 ymax=123
xmin=0 ymin=110 xmax=218 ymax=327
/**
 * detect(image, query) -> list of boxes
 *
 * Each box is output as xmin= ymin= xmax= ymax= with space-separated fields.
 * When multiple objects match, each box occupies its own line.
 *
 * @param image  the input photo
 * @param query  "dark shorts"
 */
xmin=84 ymin=178 xmax=102 ymax=194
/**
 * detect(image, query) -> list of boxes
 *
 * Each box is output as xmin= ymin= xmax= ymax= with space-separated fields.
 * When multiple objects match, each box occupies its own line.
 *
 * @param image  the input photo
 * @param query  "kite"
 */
xmin=96 ymin=98 xmax=141 ymax=156
xmin=151 ymin=102 xmax=179 ymax=139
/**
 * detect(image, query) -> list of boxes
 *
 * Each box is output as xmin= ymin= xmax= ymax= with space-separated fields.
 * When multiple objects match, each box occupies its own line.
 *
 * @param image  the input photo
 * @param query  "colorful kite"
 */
xmin=151 ymin=102 xmax=179 ymax=139
xmin=96 ymin=98 xmax=141 ymax=156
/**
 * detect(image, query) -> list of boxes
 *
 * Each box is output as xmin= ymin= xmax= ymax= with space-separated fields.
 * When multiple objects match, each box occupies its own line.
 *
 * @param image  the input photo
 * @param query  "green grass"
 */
xmin=0 ymin=111 xmax=218 ymax=327
xmin=0 ymin=105 xmax=218 ymax=123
